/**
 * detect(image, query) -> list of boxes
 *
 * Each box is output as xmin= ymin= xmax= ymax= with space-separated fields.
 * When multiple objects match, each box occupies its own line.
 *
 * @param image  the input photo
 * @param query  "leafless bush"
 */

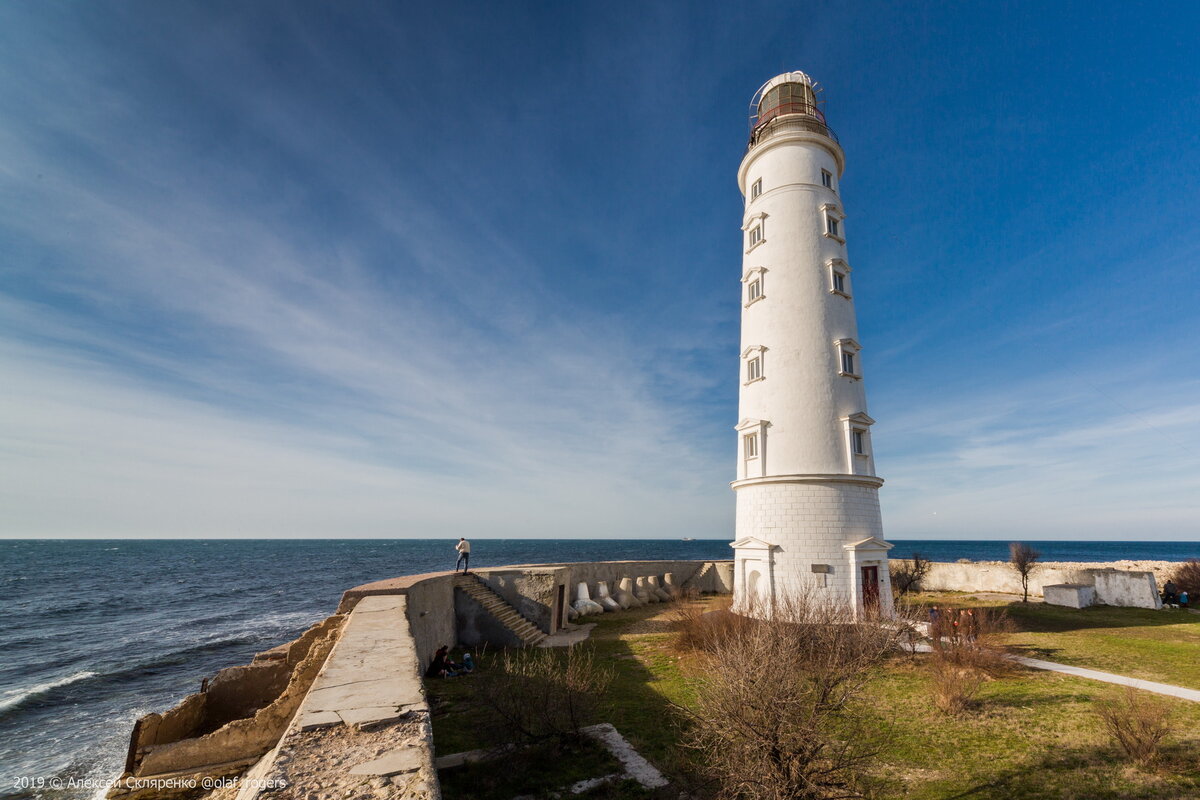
xmin=680 ymin=592 xmax=912 ymax=799
xmin=673 ymin=593 xmax=756 ymax=653
xmin=1096 ymin=686 xmax=1174 ymax=766
xmin=927 ymin=607 xmax=1011 ymax=714
xmin=1166 ymin=559 xmax=1200 ymax=596
xmin=1009 ymin=542 xmax=1041 ymax=602
xmin=890 ymin=552 xmax=932 ymax=597
xmin=475 ymin=644 xmax=612 ymax=749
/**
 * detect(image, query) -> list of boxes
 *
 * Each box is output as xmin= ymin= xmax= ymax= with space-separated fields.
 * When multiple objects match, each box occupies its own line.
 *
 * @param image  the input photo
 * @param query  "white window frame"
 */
xmin=834 ymin=338 xmax=861 ymax=379
xmin=751 ymin=178 xmax=762 ymax=200
xmin=742 ymin=266 xmax=767 ymax=307
xmin=743 ymin=344 xmax=766 ymax=384
xmin=841 ymin=412 xmax=876 ymax=475
xmin=821 ymin=169 xmax=833 ymax=190
xmin=822 ymin=204 xmax=845 ymax=243
xmin=735 ymin=418 xmax=770 ymax=479
xmin=828 ymin=259 xmax=852 ymax=298
xmin=743 ymin=212 xmax=768 ymax=253
xmin=744 ymin=431 xmax=759 ymax=459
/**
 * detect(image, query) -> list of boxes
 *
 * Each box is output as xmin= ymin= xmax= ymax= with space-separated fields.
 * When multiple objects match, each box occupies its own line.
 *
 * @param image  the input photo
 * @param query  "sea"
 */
xmin=1 ymin=538 xmax=1197 ymax=799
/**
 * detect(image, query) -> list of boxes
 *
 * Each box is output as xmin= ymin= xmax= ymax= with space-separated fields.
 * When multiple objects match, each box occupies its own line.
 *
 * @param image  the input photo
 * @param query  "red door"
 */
xmin=861 ymin=566 xmax=879 ymax=611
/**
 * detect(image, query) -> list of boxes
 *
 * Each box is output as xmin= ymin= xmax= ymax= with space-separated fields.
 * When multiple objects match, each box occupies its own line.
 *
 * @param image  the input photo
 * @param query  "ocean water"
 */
xmin=1 ymin=537 xmax=1197 ymax=798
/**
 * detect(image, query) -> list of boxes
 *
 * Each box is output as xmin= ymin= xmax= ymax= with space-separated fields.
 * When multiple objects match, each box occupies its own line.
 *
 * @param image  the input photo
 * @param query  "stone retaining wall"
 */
xmin=907 ymin=560 xmax=1161 ymax=608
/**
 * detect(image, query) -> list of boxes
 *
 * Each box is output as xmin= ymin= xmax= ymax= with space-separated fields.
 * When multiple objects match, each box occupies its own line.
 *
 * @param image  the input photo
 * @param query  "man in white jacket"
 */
xmin=455 ymin=538 xmax=471 ymax=574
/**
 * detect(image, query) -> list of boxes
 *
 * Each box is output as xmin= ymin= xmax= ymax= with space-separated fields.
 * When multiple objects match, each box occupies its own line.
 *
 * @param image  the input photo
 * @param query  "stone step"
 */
xmin=454 ymin=576 xmax=545 ymax=647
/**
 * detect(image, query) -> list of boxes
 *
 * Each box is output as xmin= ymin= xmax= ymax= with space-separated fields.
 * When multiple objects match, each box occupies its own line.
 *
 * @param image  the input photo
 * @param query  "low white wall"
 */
xmin=1093 ymin=569 xmax=1162 ymax=609
xmin=906 ymin=560 xmax=1161 ymax=609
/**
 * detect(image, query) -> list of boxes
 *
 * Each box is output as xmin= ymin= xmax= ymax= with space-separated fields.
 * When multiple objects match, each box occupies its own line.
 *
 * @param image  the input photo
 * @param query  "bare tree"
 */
xmin=475 ymin=644 xmax=612 ymax=749
xmin=1096 ymin=686 xmax=1174 ymax=766
xmin=1009 ymin=542 xmax=1041 ymax=602
xmin=680 ymin=592 xmax=912 ymax=799
xmin=889 ymin=552 xmax=932 ymax=597
xmin=927 ymin=607 xmax=1011 ymax=714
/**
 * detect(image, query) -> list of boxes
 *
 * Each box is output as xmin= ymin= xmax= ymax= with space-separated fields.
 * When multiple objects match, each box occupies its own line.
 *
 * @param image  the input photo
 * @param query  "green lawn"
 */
xmin=908 ymin=592 xmax=1200 ymax=689
xmin=429 ymin=596 xmax=1200 ymax=799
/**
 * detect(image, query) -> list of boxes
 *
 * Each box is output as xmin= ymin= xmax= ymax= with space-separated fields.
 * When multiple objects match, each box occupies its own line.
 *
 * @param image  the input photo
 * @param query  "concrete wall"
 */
xmin=907 ymin=560 xmax=1161 ymax=608
xmin=114 ymin=614 xmax=345 ymax=795
xmin=1093 ymin=569 xmax=1162 ymax=609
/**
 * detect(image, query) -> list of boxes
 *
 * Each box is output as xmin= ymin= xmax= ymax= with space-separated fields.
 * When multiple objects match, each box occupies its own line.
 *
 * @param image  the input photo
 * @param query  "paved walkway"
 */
xmin=1011 ymin=655 xmax=1200 ymax=702
xmin=913 ymin=643 xmax=1200 ymax=702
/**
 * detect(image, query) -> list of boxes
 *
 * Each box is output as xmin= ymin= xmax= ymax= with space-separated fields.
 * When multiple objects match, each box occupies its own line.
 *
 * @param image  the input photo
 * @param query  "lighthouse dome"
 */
xmin=753 ymin=71 xmax=822 ymax=125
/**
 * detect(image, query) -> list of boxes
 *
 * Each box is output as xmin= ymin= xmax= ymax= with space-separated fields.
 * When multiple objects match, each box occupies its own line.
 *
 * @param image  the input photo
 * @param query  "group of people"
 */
xmin=1162 ymin=581 xmax=1190 ymax=608
xmin=928 ymin=605 xmax=983 ymax=643
xmin=425 ymin=645 xmax=475 ymax=678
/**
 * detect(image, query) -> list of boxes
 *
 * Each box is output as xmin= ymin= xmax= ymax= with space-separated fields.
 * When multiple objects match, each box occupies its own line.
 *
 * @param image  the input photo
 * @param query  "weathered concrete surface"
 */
xmin=1093 ymin=569 xmax=1162 ymax=609
xmin=912 ymin=560 xmax=1161 ymax=608
xmin=111 ymin=615 xmax=345 ymax=798
xmin=236 ymin=594 xmax=438 ymax=800
xmin=295 ymin=596 xmax=426 ymax=731
xmin=1043 ymin=584 xmax=1096 ymax=609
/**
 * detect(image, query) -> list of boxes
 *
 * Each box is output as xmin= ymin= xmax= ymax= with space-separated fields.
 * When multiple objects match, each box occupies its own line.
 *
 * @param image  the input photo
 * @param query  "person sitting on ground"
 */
xmin=1180 ymin=590 xmax=1190 ymax=609
xmin=1164 ymin=580 xmax=1178 ymax=606
xmin=460 ymin=652 xmax=475 ymax=673
xmin=429 ymin=647 xmax=451 ymax=681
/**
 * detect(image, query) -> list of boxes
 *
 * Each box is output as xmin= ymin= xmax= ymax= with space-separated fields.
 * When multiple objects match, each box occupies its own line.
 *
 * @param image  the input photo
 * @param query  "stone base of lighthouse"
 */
xmin=730 ymin=477 xmax=894 ymax=618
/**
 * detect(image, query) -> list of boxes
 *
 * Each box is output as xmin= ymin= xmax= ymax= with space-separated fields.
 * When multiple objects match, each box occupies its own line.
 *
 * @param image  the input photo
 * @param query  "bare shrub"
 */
xmin=1166 ymin=559 xmax=1200 ymax=596
xmin=1009 ymin=542 xmax=1041 ymax=602
xmin=475 ymin=644 xmax=612 ymax=749
xmin=928 ymin=607 xmax=1011 ymax=714
xmin=673 ymin=593 xmax=756 ymax=653
xmin=890 ymin=552 xmax=932 ymax=597
xmin=680 ymin=592 xmax=912 ymax=799
xmin=1096 ymin=686 xmax=1174 ymax=766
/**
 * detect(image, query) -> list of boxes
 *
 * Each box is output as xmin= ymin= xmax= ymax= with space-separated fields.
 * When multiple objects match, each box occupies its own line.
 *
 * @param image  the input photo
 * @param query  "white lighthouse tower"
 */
xmin=730 ymin=71 xmax=894 ymax=618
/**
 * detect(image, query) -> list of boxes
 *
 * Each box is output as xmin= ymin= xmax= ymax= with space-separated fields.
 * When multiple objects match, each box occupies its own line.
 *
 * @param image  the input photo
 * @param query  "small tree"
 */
xmin=681 ymin=592 xmax=913 ymax=799
xmin=476 ymin=644 xmax=612 ymax=749
xmin=890 ymin=552 xmax=932 ymax=597
xmin=1009 ymin=542 xmax=1041 ymax=602
xmin=927 ymin=607 xmax=1011 ymax=714
xmin=1096 ymin=686 xmax=1173 ymax=766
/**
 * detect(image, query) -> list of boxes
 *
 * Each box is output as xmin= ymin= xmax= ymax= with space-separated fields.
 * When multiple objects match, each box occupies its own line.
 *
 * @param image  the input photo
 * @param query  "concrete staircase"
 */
xmin=683 ymin=561 xmax=713 ymax=591
xmin=454 ymin=574 xmax=547 ymax=646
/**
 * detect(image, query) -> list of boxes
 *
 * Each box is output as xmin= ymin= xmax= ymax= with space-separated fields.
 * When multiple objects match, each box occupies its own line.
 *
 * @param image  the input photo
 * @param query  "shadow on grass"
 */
xmin=426 ymin=604 xmax=710 ymax=799
xmin=935 ymin=741 xmax=1200 ymax=800
xmin=910 ymin=593 xmax=1200 ymax=635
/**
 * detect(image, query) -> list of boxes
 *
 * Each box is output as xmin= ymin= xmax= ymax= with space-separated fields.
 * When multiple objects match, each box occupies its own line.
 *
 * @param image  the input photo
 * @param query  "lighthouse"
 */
xmin=730 ymin=71 xmax=894 ymax=618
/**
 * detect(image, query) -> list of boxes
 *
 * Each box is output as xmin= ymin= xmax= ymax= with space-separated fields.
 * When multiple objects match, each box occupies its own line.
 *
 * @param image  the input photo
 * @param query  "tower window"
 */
xmin=821 ymin=169 xmax=833 ymax=189
xmin=743 ymin=344 xmax=767 ymax=384
xmin=743 ymin=212 xmax=768 ymax=252
xmin=742 ymin=266 xmax=767 ymax=307
xmin=747 ymin=278 xmax=763 ymax=303
xmin=751 ymin=178 xmax=762 ymax=199
xmin=834 ymin=338 xmax=861 ymax=379
xmin=841 ymin=412 xmax=876 ymax=475
xmin=744 ymin=432 xmax=759 ymax=459
xmin=828 ymin=259 xmax=852 ymax=298
xmin=822 ymin=204 xmax=845 ymax=243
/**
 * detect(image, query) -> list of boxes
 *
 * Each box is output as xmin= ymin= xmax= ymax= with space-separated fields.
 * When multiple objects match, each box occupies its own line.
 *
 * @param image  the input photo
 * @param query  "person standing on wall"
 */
xmin=455 ymin=537 xmax=471 ymax=574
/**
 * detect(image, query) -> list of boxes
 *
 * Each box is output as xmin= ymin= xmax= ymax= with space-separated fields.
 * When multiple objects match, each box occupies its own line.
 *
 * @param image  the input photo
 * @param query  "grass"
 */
xmin=429 ymin=595 xmax=1200 ymax=799
xmin=908 ymin=591 xmax=1200 ymax=689
xmin=436 ymin=738 xmax=639 ymax=800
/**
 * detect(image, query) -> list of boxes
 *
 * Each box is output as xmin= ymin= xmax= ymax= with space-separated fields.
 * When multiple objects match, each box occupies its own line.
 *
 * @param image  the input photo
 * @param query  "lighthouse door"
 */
xmin=861 ymin=566 xmax=879 ymax=611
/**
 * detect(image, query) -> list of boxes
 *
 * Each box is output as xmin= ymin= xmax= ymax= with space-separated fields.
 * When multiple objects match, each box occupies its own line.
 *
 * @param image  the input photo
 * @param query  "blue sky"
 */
xmin=2 ymin=1 xmax=1198 ymax=540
